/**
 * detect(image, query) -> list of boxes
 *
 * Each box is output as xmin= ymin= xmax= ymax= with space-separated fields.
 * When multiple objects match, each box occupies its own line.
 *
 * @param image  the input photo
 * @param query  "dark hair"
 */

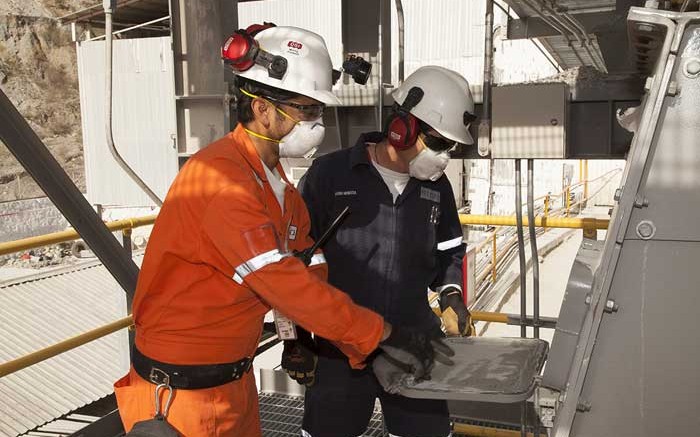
xmin=235 ymin=77 xmax=299 ymax=123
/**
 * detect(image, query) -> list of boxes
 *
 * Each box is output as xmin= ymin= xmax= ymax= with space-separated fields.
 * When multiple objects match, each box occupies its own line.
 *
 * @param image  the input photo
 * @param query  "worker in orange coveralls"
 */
xmin=114 ymin=24 xmax=453 ymax=437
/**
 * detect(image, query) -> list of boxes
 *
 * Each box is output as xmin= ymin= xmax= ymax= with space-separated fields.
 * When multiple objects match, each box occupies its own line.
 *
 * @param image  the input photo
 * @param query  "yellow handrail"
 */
xmin=0 ymin=215 xmax=157 ymax=256
xmin=1 ymin=309 xmax=521 ymax=379
xmin=460 ymin=214 xmax=609 ymax=230
xmin=0 ymin=315 xmax=134 ymax=378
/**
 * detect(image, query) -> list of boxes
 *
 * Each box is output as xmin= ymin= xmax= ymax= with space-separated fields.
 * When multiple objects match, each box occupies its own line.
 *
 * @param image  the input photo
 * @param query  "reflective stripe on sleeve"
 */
xmin=233 ymin=249 xmax=289 ymax=284
xmin=309 ymin=253 xmax=327 ymax=267
xmin=437 ymin=236 xmax=464 ymax=251
xmin=435 ymin=283 xmax=463 ymax=294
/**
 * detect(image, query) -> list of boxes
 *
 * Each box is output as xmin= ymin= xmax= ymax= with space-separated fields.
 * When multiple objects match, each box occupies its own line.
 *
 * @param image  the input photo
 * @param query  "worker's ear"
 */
xmin=251 ymin=98 xmax=272 ymax=128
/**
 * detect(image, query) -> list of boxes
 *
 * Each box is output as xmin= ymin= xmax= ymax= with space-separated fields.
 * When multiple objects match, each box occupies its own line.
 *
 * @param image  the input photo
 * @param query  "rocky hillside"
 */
xmin=0 ymin=1 xmax=93 ymax=201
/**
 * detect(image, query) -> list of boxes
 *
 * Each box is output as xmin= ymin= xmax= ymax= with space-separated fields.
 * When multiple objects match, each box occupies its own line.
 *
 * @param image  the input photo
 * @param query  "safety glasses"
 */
xmin=418 ymin=122 xmax=457 ymax=152
xmin=262 ymin=95 xmax=325 ymax=120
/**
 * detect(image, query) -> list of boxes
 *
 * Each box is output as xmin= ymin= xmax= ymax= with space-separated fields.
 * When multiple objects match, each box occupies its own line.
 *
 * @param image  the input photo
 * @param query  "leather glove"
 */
xmin=439 ymin=287 xmax=475 ymax=336
xmin=281 ymin=328 xmax=318 ymax=386
xmin=378 ymin=325 xmax=455 ymax=381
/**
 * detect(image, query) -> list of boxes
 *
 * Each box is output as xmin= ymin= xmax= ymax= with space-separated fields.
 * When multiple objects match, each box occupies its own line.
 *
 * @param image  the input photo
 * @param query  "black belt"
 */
xmin=132 ymin=346 xmax=253 ymax=390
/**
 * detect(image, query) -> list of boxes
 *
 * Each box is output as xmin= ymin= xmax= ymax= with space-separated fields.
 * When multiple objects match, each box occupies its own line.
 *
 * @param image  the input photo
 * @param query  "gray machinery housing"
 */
xmin=541 ymin=7 xmax=700 ymax=437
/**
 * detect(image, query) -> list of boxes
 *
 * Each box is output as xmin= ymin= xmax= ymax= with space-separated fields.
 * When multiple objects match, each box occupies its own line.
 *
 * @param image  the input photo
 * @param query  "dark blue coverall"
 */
xmin=299 ymin=132 xmax=466 ymax=437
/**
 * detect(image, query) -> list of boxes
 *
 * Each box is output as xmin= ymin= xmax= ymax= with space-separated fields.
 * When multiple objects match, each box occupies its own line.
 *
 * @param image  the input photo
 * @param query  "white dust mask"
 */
xmin=278 ymin=111 xmax=326 ymax=158
xmin=408 ymin=147 xmax=450 ymax=181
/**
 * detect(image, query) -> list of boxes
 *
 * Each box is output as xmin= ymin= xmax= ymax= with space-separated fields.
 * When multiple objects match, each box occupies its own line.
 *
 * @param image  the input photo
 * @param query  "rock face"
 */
xmin=0 ymin=1 xmax=93 ymax=201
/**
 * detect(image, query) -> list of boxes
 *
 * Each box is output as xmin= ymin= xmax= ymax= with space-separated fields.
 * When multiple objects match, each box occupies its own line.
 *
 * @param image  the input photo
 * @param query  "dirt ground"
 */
xmin=0 ymin=1 xmax=94 ymax=201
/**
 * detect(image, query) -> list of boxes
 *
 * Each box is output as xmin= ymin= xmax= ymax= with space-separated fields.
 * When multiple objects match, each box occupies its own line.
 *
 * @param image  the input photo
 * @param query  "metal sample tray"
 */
xmin=398 ymin=337 xmax=549 ymax=403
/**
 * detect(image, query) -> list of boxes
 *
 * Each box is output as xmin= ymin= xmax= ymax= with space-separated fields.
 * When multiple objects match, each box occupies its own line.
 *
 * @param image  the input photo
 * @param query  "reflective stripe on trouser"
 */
xmin=115 ymin=367 xmax=261 ymax=437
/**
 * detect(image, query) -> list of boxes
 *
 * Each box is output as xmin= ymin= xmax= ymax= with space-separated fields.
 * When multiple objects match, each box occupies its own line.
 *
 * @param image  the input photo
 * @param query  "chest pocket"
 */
xmin=331 ymin=190 xmax=362 ymax=227
xmin=421 ymin=201 xmax=441 ymax=267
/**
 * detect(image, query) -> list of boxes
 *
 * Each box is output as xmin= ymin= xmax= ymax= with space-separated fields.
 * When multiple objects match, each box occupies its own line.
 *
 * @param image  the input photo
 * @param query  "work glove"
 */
xmin=439 ymin=287 xmax=475 ymax=337
xmin=377 ymin=325 xmax=455 ymax=381
xmin=281 ymin=328 xmax=318 ymax=386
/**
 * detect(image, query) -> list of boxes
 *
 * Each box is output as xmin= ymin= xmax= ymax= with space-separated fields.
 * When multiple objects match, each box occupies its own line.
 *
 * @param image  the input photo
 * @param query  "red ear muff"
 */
xmin=222 ymin=23 xmax=286 ymax=77
xmin=387 ymin=112 xmax=420 ymax=150
xmin=222 ymin=30 xmax=258 ymax=71
xmin=385 ymin=86 xmax=424 ymax=150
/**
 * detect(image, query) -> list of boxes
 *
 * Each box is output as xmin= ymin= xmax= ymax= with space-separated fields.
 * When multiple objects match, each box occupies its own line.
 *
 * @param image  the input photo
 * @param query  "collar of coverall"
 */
xmin=231 ymin=123 xmax=293 ymax=186
xmin=350 ymin=131 xmax=386 ymax=169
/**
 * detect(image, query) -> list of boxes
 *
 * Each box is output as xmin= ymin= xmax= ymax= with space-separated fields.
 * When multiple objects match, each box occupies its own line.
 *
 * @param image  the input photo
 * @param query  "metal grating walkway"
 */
xmin=259 ymin=393 xmax=386 ymax=436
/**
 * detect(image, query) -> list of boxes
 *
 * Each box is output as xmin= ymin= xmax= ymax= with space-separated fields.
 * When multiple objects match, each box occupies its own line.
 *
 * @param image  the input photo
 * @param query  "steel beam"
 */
xmin=507 ymin=11 xmax=618 ymax=40
xmin=0 ymin=88 xmax=139 ymax=301
xmin=68 ymin=410 xmax=124 ymax=437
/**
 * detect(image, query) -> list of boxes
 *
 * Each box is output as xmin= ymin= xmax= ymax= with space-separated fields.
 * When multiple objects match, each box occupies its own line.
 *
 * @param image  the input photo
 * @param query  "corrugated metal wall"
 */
xmin=77 ymin=37 xmax=178 ymax=207
xmin=238 ymin=0 xmax=344 ymax=66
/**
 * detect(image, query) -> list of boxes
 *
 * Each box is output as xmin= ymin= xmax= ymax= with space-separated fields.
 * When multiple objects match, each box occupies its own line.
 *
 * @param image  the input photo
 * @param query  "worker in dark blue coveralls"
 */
xmin=281 ymin=66 xmax=478 ymax=437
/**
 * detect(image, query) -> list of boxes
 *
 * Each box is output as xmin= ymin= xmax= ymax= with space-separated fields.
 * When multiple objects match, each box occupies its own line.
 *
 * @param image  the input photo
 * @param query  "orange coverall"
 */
xmin=115 ymin=124 xmax=385 ymax=436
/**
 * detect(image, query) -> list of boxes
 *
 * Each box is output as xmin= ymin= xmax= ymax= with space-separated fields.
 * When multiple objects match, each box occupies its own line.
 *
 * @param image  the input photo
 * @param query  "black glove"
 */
xmin=378 ymin=325 xmax=455 ymax=381
xmin=281 ymin=328 xmax=318 ymax=386
xmin=439 ymin=287 xmax=474 ymax=336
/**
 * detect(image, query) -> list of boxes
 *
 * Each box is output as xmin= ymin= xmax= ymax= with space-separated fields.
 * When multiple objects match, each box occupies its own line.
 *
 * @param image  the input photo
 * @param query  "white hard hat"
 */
xmin=233 ymin=26 xmax=341 ymax=105
xmin=392 ymin=66 xmax=476 ymax=145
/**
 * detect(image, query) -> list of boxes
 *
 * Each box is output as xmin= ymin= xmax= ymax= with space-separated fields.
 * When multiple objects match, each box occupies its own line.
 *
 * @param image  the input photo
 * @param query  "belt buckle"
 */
xmin=243 ymin=357 xmax=253 ymax=373
xmin=149 ymin=367 xmax=171 ymax=386
xmin=231 ymin=358 xmax=252 ymax=380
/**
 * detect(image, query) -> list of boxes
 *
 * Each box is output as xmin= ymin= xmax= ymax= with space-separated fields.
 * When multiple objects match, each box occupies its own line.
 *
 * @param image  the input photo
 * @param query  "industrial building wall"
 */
xmin=77 ymin=37 xmax=178 ymax=208
xmin=238 ymin=0 xmax=343 ymax=66
xmin=238 ymin=0 xmax=623 ymax=210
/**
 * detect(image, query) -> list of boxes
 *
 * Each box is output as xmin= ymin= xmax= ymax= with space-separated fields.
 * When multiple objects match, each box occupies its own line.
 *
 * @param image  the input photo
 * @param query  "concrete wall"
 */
xmin=0 ymin=197 xmax=69 ymax=243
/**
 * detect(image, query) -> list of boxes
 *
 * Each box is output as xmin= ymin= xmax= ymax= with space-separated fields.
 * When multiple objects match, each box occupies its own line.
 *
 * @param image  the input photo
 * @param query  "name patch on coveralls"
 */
xmin=335 ymin=190 xmax=357 ymax=196
xmin=288 ymin=225 xmax=298 ymax=241
xmin=420 ymin=187 xmax=441 ymax=203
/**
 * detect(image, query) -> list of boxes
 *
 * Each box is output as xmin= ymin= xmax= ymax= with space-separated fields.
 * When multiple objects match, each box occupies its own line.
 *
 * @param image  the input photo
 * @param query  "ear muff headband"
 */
xmin=386 ymin=87 xmax=424 ymax=150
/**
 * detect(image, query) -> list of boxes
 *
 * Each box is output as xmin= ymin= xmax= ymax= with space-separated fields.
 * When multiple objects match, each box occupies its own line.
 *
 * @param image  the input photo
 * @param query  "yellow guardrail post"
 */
xmin=544 ymin=194 xmax=550 ymax=218
xmin=584 ymin=159 xmax=589 ymax=201
xmin=565 ymin=186 xmax=571 ymax=217
xmin=491 ymin=230 xmax=497 ymax=283
xmin=582 ymin=217 xmax=598 ymax=240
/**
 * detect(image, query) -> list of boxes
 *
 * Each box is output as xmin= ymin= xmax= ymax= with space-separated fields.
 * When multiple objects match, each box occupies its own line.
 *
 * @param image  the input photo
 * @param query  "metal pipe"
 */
xmin=492 ymin=230 xmax=498 ymax=282
xmin=514 ymin=160 xmax=527 ymax=338
xmin=0 ymin=215 xmax=157 ymax=256
xmin=86 ymin=15 xmax=170 ymax=41
xmin=680 ymin=0 xmax=694 ymax=12
xmin=519 ymin=0 xmax=586 ymax=66
xmin=334 ymin=106 xmax=343 ymax=148
xmin=483 ymin=0 xmax=494 ymax=124
xmin=394 ymin=0 xmax=405 ymax=83
xmin=0 ymin=88 xmax=140 ymax=298
xmin=531 ymin=38 xmax=562 ymax=73
xmin=104 ymin=2 xmax=163 ymax=206
xmin=377 ymin=0 xmax=385 ymax=130
xmin=527 ymin=160 xmax=540 ymax=339
xmin=459 ymin=215 xmax=609 ymax=230
xmin=560 ymin=12 xmax=607 ymax=72
xmin=0 ymin=316 xmax=134 ymax=378
xmin=478 ymin=0 xmax=495 ymax=157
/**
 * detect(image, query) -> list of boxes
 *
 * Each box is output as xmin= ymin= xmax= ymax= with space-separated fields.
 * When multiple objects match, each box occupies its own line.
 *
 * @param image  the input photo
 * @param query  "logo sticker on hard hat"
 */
xmin=282 ymin=40 xmax=309 ymax=57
